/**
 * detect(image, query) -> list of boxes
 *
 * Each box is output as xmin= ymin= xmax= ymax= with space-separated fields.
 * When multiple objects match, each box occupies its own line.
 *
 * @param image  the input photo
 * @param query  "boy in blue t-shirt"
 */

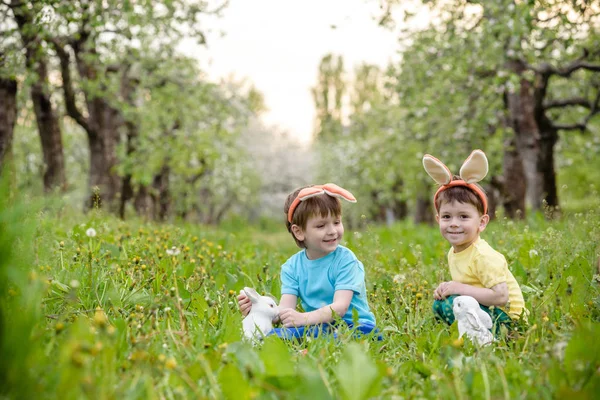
xmin=237 ymin=184 xmax=377 ymax=337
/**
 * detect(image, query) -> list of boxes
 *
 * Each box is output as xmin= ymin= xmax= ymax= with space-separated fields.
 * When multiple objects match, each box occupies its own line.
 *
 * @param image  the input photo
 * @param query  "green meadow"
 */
xmin=1 ymin=191 xmax=599 ymax=399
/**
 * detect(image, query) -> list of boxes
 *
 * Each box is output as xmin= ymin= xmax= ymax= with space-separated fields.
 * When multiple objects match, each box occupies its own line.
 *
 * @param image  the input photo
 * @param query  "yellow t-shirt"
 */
xmin=447 ymin=237 xmax=526 ymax=319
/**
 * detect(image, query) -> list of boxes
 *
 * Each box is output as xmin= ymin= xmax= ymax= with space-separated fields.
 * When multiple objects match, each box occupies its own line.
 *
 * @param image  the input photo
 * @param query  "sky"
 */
xmin=182 ymin=0 xmax=406 ymax=144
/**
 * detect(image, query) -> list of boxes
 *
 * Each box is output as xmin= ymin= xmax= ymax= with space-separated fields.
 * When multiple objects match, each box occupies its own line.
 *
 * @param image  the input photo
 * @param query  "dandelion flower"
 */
xmin=86 ymin=228 xmax=97 ymax=237
xmin=165 ymin=357 xmax=177 ymax=370
xmin=166 ymin=246 xmax=180 ymax=256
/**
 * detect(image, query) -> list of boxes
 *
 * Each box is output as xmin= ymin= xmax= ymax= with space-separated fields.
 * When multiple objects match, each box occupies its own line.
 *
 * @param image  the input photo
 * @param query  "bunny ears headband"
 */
xmin=287 ymin=183 xmax=357 ymax=223
xmin=422 ymin=149 xmax=489 ymax=215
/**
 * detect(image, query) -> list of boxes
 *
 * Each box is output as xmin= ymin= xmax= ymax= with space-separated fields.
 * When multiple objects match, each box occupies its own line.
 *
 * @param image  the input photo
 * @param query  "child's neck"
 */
xmin=305 ymin=246 xmax=337 ymax=260
xmin=452 ymin=235 xmax=480 ymax=253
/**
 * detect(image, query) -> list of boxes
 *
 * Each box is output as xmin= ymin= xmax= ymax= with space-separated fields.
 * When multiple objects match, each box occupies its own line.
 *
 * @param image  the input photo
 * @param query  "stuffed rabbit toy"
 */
xmin=453 ymin=295 xmax=494 ymax=346
xmin=241 ymin=287 xmax=279 ymax=341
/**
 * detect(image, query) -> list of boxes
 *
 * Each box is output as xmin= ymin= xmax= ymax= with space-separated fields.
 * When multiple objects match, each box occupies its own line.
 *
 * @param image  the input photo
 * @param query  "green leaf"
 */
xmin=335 ymin=342 xmax=382 ymax=400
xmin=217 ymin=363 xmax=252 ymax=400
xmin=260 ymin=336 xmax=294 ymax=377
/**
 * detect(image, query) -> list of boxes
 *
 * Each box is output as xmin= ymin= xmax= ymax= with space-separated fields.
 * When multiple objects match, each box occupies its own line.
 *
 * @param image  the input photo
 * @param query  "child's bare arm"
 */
xmin=440 ymin=281 xmax=508 ymax=307
xmin=279 ymin=290 xmax=353 ymax=327
xmin=274 ymin=294 xmax=298 ymax=323
xmin=279 ymin=294 xmax=298 ymax=310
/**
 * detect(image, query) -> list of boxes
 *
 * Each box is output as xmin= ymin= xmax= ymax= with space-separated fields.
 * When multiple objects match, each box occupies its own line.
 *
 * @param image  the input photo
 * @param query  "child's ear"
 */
xmin=291 ymin=224 xmax=305 ymax=241
xmin=478 ymin=214 xmax=490 ymax=232
xmin=435 ymin=214 xmax=440 ymax=224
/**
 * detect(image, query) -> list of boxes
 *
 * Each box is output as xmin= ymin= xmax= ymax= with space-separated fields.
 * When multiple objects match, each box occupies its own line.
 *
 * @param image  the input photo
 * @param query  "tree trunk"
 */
xmin=537 ymin=116 xmax=559 ymax=216
xmin=12 ymin=1 xmax=66 ymax=192
xmin=392 ymin=179 xmax=408 ymax=220
xmin=134 ymin=185 xmax=153 ymax=218
xmin=0 ymin=76 xmax=17 ymax=174
xmin=118 ymin=72 xmax=139 ymax=219
xmin=54 ymin=36 xmax=122 ymax=210
xmin=501 ymin=137 xmax=526 ymax=219
xmin=82 ymin=86 xmax=122 ymax=211
xmin=484 ymin=181 xmax=499 ymax=220
xmin=506 ymin=60 xmax=543 ymax=211
xmin=31 ymin=71 xmax=67 ymax=192
xmin=87 ymin=125 xmax=120 ymax=210
xmin=152 ymin=164 xmax=170 ymax=221
xmin=414 ymin=190 xmax=434 ymax=225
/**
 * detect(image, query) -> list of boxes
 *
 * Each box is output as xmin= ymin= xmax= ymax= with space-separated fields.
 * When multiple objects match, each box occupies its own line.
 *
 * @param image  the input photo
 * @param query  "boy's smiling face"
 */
xmin=291 ymin=212 xmax=344 ymax=260
xmin=436 ymin=201 xmax=489 ymax=253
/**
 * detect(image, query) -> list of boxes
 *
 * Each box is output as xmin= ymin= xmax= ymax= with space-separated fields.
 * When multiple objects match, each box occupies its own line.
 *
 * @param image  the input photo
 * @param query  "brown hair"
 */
xmin=435 ymin=176 xmax=487 ymax=215
xmin=284 ymin=185 xmax=342 ymax=248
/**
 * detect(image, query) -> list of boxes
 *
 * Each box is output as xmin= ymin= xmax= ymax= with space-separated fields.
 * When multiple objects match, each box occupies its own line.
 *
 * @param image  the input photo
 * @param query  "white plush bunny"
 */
xmin=453 ymin=295 xmax=494 ymax=346
xmin=241 ymin=287 xmax=279 ymax=341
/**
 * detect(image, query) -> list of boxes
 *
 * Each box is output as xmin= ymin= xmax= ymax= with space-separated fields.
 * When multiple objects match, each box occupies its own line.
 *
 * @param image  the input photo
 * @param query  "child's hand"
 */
xmin=437 ymin=281 xmax=465 ymax=299
xmin=237 ymin=292 xmax=252 ymax=317
xmin=434 ymin=282 xmax=449 ymax=300
xmin=279 ymin=308 xmax=308 ymax=328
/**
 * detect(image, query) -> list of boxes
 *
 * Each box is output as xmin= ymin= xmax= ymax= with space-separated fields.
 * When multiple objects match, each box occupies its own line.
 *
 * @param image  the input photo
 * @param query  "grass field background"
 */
xmin=1 ymin=192 xmax=599 ymax=399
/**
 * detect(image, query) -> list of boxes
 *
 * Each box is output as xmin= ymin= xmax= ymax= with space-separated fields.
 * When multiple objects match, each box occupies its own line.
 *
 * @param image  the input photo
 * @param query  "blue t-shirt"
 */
xmin=280 ymin=245 xmax=376 ymax=325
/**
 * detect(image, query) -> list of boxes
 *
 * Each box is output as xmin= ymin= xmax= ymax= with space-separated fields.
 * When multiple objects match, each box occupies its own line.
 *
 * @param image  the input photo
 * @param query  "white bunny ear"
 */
xmin=476 ymin=309 xmax=493 ymax=330
xmin=465 ymin=309 xmax=483 ymax=330
xmin=243 ymin=287 xmax=260 ymax=303
xmin=459 ymin=150 xmax=488 ymax=184
xmin=423 ymin=154 xmax=452 ymax=185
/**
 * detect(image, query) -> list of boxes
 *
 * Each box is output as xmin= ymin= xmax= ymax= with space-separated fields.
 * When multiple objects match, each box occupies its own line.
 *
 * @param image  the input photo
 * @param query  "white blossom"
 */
xmin=86 ymin=228 xmax=97 ymax=237
xmin=529 ymin=249 xmax=539 ymax=258
xmin=166 ymin=246 xmax=180 ymax=256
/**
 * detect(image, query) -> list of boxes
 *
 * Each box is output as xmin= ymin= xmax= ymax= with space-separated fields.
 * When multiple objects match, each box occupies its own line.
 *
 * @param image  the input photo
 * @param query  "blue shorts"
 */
xmin=268 ymin=321 xmax=382 ymax=341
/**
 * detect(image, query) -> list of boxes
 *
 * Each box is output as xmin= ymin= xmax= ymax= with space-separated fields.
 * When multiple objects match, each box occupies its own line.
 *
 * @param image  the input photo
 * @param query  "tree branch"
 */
xmin=544 ymin=97 xmax=591 ymax=109
xmin=529 ymin=57 xmax=600 ymax=78
xmin=51 ymin=38 xmax=90 ymax=133
xmin=550 ymin=90 xmax=600 ymax=132
xmin=551 ymin=122 xmax=586 ymax=131
xmin=583 ymin=90 xmax=600 ymax=124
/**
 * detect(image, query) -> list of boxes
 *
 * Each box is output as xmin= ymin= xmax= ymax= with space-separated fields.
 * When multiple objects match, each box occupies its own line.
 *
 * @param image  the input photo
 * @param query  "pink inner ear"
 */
xmin=423 ymin=155 xmax=452 ymax=185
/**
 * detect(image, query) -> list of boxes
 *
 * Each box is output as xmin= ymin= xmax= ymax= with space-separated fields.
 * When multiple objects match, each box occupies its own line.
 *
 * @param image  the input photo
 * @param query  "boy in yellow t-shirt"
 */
xmin=423 ymin=150 xmax=526 ymax=330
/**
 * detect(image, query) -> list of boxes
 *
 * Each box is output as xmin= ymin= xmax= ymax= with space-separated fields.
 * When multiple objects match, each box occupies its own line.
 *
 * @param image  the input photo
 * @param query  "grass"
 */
xmin=1 ymin=196 xmax=599 ymax=399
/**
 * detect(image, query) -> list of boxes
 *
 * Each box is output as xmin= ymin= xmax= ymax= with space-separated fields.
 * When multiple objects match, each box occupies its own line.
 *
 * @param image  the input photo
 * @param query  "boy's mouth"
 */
xmin=323 ymin=237 xmax=338 ymax=243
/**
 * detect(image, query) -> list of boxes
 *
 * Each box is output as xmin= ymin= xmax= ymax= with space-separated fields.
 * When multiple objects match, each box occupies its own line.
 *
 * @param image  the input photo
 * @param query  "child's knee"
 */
xmin=432 ymin=299 xmax=455 ymax=325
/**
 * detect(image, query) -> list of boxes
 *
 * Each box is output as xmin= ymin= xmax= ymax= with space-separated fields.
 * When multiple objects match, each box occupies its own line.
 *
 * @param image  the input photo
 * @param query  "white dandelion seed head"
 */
xmin=86 ymin=228 xmax=97 ymax=237
xmin=166 ymin=246 xmax=180 ymax=256
xmin=529 ymin=249 xmax=539 ymax=258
